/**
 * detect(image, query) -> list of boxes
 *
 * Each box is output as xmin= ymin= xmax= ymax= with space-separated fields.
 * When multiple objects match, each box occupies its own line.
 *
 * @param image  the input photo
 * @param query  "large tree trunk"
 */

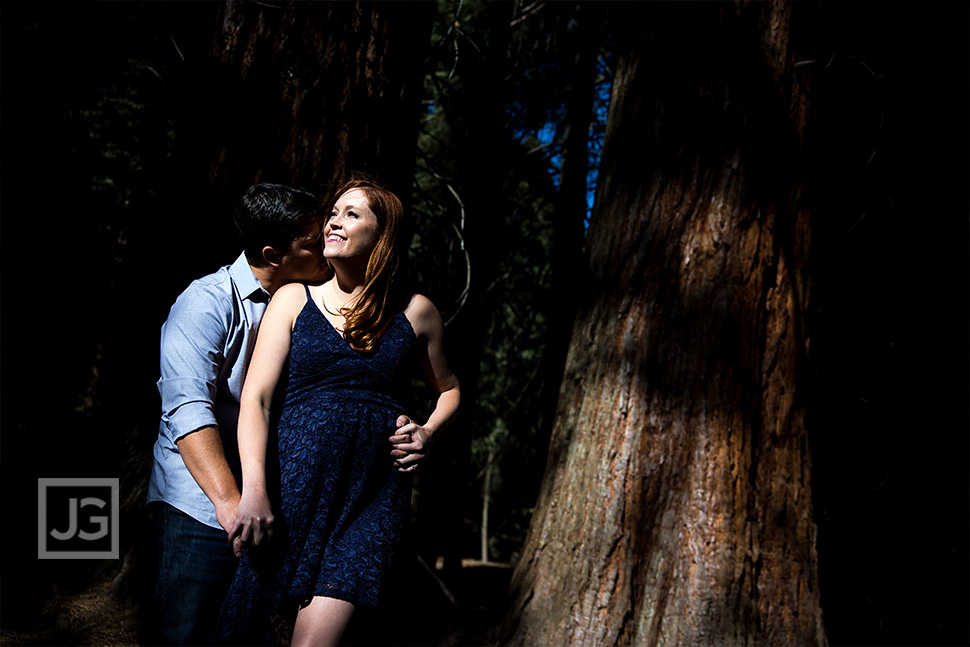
xmin=163 ymin=0 xmax=432 ymax=307
xmin=504 ymin=3 xmax=825 ymax=645
xmin=200 ymin=0 xmax=430 ymax=197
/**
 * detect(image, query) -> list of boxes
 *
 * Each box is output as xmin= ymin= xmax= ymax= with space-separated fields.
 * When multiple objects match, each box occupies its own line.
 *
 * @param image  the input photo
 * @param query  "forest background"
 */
xmin=0 ymin=1 xmax=967 ymax=646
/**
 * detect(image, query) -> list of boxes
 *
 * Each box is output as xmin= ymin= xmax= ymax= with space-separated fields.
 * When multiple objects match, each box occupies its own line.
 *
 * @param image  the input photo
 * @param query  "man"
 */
xmin=145 ymin=183 xmax=330 ymax=645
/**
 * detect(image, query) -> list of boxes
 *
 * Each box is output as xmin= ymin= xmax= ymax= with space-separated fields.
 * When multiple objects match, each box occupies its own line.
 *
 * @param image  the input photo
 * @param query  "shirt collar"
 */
xmin=229 ymin=252 xmax=270 ymax=303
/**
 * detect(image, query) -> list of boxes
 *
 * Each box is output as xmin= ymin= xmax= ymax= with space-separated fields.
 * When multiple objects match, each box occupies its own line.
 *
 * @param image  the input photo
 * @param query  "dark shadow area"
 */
xmin=801 ymin=3 xmax=969 ymax=645
xmin=1 ymin=2 xmax=966 ymax=646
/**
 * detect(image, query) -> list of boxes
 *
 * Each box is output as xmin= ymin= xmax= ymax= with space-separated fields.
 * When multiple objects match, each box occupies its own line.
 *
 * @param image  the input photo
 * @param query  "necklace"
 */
xmin=322 ymin=281 xmax=358 ymax=317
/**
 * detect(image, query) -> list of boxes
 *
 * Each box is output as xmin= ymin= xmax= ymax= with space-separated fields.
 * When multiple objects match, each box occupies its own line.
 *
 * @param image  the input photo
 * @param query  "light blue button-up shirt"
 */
xmin=147 ymin=252 xmax=270 ymax=529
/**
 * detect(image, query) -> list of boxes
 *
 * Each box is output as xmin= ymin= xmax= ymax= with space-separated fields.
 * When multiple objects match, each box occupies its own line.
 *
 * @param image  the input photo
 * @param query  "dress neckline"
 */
xmin=300 ymin=286 xmax=417 ymax=351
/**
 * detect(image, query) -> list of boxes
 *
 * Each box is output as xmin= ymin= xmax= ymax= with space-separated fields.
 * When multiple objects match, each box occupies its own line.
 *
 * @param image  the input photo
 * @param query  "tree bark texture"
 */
xmin=205 ymin=0 xmax=430 ymax=196
xmin=505 ymin=3 xmax=825 ymax=646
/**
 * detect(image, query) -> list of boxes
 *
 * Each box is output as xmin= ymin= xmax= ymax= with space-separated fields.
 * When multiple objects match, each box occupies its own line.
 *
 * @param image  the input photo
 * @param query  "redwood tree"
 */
xmin=199 ymin=0 xmax=431 ymax=196
xmin=504 ymin=2 xmax=826 ymax=645
xmin=160 ymin=0 xmax=432 ymax=296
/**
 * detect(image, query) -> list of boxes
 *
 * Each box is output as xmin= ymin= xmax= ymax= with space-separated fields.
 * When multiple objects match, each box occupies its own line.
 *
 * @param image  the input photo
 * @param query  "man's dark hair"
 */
xmin=235 ymin=183 xmax=321 ymax=266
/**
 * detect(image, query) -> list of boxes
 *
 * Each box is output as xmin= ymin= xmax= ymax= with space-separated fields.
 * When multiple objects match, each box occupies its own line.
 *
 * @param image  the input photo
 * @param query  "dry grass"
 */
xmin=0 ymin=555 xmax=511 ymax=647
xmin=1 ymin=553 xmax=142 ymax=647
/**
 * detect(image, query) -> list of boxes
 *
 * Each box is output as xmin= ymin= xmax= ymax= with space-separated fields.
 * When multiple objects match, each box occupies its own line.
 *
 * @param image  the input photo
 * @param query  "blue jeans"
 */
xmin=146 ymin=502 xmax=238 ymax=646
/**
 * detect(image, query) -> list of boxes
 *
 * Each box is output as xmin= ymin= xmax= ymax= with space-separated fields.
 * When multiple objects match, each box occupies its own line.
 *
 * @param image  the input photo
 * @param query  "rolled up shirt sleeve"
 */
xmin=157 ymin=284 xmax=231 ymax=444
xmin=149 ymin=253 xmax=266 ymax=528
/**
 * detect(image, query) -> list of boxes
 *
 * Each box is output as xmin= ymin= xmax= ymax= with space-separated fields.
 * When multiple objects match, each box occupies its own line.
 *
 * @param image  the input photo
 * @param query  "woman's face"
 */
xmin=325 ymin=188 xmax=381 ymax=262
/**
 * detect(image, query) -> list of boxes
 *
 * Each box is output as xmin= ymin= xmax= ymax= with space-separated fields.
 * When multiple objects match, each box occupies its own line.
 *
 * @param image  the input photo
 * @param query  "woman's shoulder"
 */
xmin=274 ymin=281 xmax=312 ymax=302
xmin=267 ymin=282 xmax=314 ymax=317
xmin=403 ymin=293 xmax=443 ymax=336
xmin=403 ymin=292 xmax=438 ymax=315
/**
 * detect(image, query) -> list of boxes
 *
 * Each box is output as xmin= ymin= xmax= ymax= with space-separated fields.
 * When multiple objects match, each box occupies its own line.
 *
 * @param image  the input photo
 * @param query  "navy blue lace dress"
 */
xmin=213 ymin=285 xmax=416 ymax=644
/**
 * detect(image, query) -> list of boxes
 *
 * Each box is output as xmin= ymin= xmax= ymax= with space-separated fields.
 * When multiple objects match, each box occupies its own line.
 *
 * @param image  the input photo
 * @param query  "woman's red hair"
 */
xmin=327 ymin=177 xmax=407 ymax=353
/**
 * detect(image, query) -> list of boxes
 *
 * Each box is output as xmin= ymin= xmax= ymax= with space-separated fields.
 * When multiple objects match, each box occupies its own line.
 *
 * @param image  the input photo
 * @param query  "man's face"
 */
xmin=276 ymin=217 xmax=330 ymax=284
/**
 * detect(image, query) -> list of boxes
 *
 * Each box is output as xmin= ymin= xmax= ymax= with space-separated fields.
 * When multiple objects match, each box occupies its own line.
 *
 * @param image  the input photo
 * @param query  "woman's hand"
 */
xmin=397 ymin=294 xmax=460 ymax=473
xmin=228 ymin=489 xmax=275 ymax=557
xmin=389 ymin=414 xmax=431 ymax=473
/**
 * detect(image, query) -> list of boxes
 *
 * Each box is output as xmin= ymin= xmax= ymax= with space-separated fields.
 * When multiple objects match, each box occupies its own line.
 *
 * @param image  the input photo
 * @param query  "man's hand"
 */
xmin=177 ymin=426 xmax=241 ymax=534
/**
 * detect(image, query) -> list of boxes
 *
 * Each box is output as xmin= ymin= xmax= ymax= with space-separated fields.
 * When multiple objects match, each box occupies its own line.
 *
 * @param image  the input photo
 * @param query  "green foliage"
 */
xmin=65 ymin=19 xmax=180 ymax=418
xmin=408 ymin=0 xmax=610 ymax=563
xmin=4 ymin=0 xmax=609 ymax=569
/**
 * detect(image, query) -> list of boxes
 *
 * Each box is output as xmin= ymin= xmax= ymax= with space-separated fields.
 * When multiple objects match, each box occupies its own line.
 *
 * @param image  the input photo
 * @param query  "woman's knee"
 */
xmin=291 ymin=596 xmax=355 ymax=647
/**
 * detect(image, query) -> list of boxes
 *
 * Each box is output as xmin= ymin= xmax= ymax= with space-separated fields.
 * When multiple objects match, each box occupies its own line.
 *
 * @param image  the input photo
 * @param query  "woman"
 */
xmin=215 ymin=178 xmax=460 ymax=646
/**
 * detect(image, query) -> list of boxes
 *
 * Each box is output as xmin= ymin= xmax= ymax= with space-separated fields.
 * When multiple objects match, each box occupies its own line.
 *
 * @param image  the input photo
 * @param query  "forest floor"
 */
xmin=0 ymin=555 xmax=512 ymax=647
xmin=0 ymin=551 xmax=142 ymax=646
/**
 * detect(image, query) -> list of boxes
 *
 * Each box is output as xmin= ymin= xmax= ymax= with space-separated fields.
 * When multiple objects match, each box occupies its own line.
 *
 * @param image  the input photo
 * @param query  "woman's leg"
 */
xmin=291 ymin=596 xmax=355 ymax=647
